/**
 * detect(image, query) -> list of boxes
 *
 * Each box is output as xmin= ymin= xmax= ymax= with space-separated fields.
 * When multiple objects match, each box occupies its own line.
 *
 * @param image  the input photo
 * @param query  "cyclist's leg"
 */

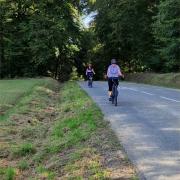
xmin=87 ymin=75 xmax=90 ymax=86
xmin=90 ymin=73 xmax=93 ymax=87
xmin=115 ymin=79 xmax=119 ymax=95
xmin=114 ymin=79 xmax=119 ymax=106
xmin=108 ymin=78 xmax=113 ymax=101
xmin=115 ymin=79 xmax=119 ymax=88
xmin=89 ymin=76 xmax=92 ymax=87
xmin=114 ymin=86 xmax=118 ymax=106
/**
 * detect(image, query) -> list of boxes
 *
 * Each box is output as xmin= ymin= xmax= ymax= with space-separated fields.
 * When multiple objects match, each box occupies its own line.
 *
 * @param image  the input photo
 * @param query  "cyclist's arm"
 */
xmin=117 ymin=66 xmax=123 ymax=77
xmin=107 ymin=66 xmax=110 ymax=78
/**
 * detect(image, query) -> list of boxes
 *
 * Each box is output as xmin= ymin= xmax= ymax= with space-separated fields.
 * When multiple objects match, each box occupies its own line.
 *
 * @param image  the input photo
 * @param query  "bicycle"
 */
xmin=111 ymin=77 xmax=119 ymax=106
xmin=88 ymin=74 xmax=93 ymax=88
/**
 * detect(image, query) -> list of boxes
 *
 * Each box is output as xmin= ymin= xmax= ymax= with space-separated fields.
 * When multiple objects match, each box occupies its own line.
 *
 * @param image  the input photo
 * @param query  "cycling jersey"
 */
xmin=107 ymin=64 xmax=122 ymax=78
xmin=86 ymin=68 xmax=95 ymax=77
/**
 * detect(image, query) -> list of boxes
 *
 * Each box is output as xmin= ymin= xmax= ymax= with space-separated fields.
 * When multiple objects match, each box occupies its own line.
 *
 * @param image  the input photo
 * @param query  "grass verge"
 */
xmin=126 ymin=72 xmax=180 ymax=89
xmin=0 ymin=79 xmax=137 ymax=179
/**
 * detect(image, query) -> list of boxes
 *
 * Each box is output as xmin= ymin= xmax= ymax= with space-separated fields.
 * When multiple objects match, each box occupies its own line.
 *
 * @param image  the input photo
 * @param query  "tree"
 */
xmin=153 ymin=0 xmax=180 ymax=72
xmin=0 ymin=2 xmax=5 ymax=78
xmin=0 ymin=0 xmax=84 ymax=80
xmin=90 ymin=0 xmax=158 ymax=73
xmin=0 ymin=1 xmax=11 ymax=78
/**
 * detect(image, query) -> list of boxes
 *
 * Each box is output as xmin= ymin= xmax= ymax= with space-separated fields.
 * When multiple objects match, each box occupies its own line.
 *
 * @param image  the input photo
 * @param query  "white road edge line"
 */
xmin=160 ymin=96 xmax=180 ymax=103
xmin=122 ymin=87 xmax=154 ymax=96
xmin=121 ymin=87 xmax=139 ymax=92
xmin=140 ymin=91 xmax=154 ymax=96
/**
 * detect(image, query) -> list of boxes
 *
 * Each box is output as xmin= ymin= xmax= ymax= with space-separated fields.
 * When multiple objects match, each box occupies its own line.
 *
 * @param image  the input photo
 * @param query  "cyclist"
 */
xmin=106 ymin=59 xmax=123 ymax=101
xmin=86 ymin=63 xmax=95 ymax=86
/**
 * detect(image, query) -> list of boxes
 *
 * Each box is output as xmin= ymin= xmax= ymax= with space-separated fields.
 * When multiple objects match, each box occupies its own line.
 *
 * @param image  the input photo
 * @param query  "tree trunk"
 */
xmin=54 ymin=57 xmax=60 ymax=79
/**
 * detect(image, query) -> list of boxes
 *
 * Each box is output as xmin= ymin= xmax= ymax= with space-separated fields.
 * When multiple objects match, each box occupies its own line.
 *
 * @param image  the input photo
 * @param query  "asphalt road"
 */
xmin=79 ymin=81 xmax=180 ymax=180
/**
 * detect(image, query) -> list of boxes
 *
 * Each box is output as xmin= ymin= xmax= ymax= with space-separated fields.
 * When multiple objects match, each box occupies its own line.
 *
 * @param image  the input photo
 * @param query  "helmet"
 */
xmin=111 ymin=59 xmax=116 ymax=64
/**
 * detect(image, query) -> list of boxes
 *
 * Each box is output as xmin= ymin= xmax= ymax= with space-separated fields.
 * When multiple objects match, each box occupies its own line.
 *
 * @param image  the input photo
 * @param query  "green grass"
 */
xmin=18 ymin=160 xmax=29 ymax=170
xmin=0 ymin=78 xmax=55 ymax=120
xmin=0 ymin=79 xmax=41 ymax=107
xmin=42 ymin=83 xmax=102 ymax=156
xmin=12 ymin=142 xmax=36 ymax=157
xmin=36 ymin=165 xmax=55 ymax=180
xmin=126 ymin=72 xmax=180 ymax=89
xmin=62 ymin=148 xmax=109 ymax=179
xmin=0 ymin=167 xmax=16 ymax=180
xmin=6 ymin=167 xmax=16 ymax=180
xmin=48 ymin=110 xmax=97 ymax=152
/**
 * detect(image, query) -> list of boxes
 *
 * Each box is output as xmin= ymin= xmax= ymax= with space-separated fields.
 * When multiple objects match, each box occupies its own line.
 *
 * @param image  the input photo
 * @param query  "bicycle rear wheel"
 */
xmin=89 ymin=77 xmax=93 ymax=87
xmin=90 ymin=80 xmax=92 ymax=87
xmin=111 ymin=85 xmax=115 ymax=104
xmin=114 ymin=86 xmax=118 ymax=106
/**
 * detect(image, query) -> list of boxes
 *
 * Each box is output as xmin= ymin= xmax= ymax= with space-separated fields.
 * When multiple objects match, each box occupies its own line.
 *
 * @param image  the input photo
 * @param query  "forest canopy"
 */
xmin=0 ymin=0 xmax=180 ymax=80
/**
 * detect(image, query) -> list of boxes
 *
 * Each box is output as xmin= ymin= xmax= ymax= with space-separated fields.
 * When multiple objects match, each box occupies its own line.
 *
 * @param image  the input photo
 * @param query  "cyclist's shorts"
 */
xmin=108 ymin=78 xmax=119 ymax=91
xmin=87 ymin=72 xmax=93 ymax=79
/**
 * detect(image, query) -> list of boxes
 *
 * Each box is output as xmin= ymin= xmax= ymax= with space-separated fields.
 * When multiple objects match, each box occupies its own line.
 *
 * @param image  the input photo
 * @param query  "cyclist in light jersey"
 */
xmin=107 ymin=59 xmax=123 ymax=101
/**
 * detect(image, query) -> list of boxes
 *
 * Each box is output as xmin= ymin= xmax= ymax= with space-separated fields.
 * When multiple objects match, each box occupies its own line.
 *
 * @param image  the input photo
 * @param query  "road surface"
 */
xmin=79 ymin=81 xmax=180 ymax=180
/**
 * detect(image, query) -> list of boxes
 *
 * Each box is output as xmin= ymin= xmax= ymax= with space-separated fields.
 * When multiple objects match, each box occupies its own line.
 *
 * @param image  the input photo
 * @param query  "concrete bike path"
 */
xmin=79 ymin=81 xmax=180 ymax=180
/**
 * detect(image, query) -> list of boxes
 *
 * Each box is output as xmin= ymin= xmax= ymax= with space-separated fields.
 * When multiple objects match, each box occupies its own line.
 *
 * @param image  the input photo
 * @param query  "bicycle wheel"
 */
xmin=90 ymin=78 xmax=93 ymax=87
xmin=88 ymin=77 xmax=92 ymax=87
xmin=114 ymin=86 xmax=118 ymax=106
xmin=112 ymin=85 xmax=115 ymax=104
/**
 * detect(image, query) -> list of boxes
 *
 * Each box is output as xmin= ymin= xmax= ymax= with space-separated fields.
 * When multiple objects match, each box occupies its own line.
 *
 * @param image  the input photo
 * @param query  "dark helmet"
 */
xmin=111 ymin=59 xmax=116 ymax=64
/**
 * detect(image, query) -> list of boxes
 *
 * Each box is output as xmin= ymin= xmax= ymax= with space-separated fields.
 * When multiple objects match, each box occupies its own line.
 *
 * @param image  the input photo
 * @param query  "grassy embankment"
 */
xmin=126 ymin=73 xmax=180 ymax=89
xmin=0 ymin=79 xmax=45 ymax=120
xmin=0 ymin=78 xmax=137 ymax=179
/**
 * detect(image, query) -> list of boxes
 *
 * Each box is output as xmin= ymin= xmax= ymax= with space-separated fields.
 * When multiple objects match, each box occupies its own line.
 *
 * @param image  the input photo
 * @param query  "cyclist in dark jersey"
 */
xmin=86 ymin=64 xmax=95 ymax=87
xmin=86 ymin=64 xmax=95 ymax=78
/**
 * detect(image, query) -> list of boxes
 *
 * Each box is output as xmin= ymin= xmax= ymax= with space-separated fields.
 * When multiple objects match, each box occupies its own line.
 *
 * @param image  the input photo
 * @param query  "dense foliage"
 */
xmin=0 ymin=0 xmax=180 ymax=80
xmin=85 ymin=0 xmax=180 ymax=75
xmin=0 ymin=0 xmax=85 ymax=80
xmin=153 ymin=0 xmax=180 ymax=72
xmin=88 ymin=0 xmax=158 ymax=74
